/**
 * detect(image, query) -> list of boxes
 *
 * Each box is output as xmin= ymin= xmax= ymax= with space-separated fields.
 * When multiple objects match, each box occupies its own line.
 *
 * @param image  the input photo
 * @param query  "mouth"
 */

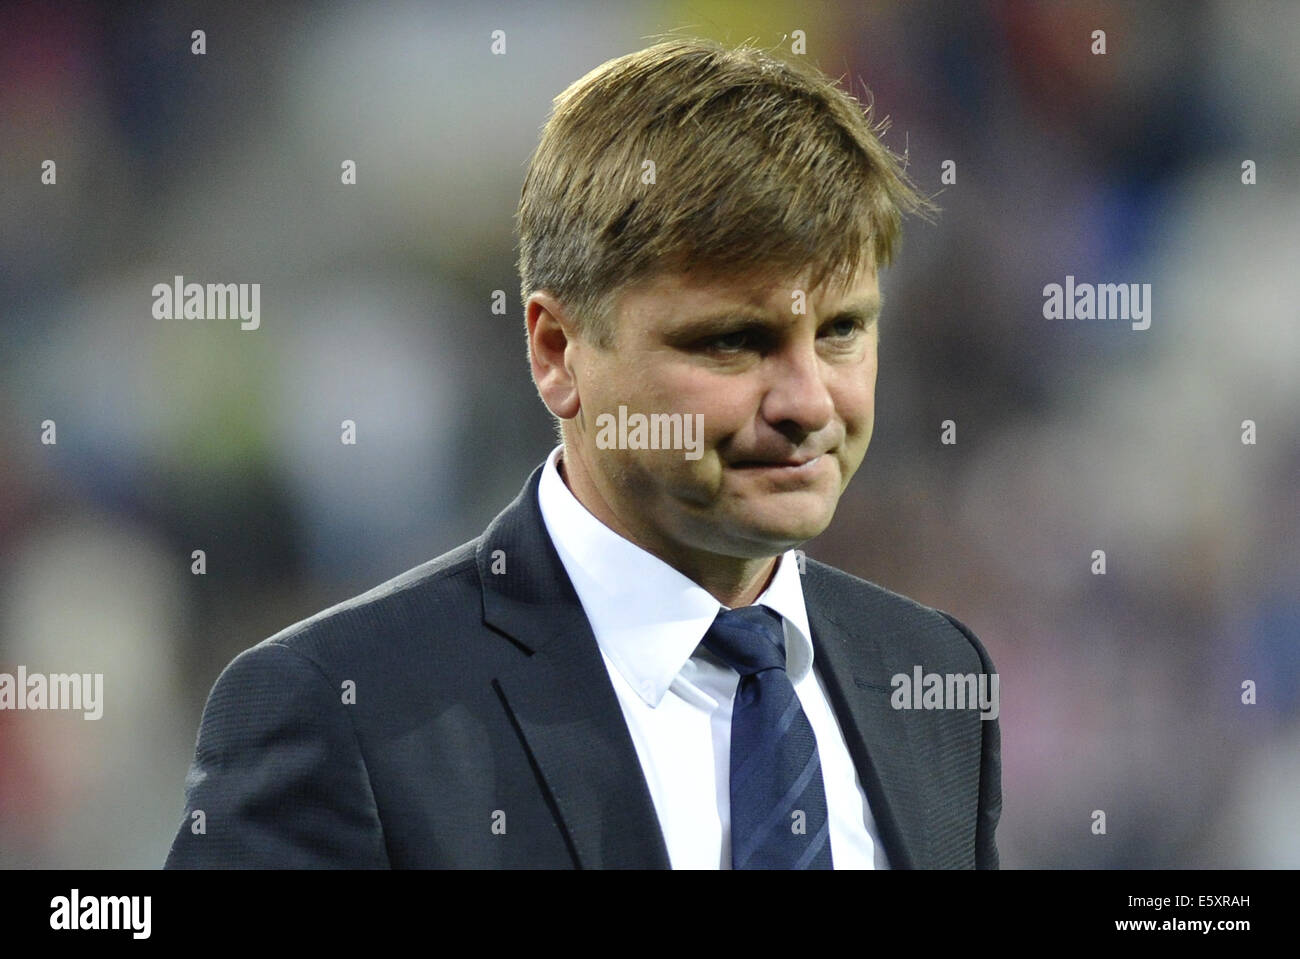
xmin=730 ymin=454 xmax=826 ymax=472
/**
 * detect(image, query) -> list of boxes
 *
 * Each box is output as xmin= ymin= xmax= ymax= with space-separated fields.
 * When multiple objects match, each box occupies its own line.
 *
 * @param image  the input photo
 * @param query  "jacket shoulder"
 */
xmin=239 ymin=537 xmax=483 ymax=675
xmin=803 ymin=558 xmax=996 ymax=672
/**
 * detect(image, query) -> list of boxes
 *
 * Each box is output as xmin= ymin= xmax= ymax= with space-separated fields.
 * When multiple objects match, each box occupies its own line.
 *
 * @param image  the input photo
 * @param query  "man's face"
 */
xmin=562 ymin=261 xmax=881 ymax=564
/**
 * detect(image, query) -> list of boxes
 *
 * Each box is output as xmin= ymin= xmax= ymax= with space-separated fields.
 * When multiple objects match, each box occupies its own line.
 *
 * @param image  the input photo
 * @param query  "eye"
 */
xmin=708 ymin=330 xmax=752 ymax=352
xmin=697 ymin=325 xmax=769 ymax=355
xmin=824 ymin=317 xmax=864 ymax=338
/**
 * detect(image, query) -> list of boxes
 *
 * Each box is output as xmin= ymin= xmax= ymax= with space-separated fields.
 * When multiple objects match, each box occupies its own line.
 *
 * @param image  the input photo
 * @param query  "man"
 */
xmin=165 ymin=37 xmax=1000 ymax=869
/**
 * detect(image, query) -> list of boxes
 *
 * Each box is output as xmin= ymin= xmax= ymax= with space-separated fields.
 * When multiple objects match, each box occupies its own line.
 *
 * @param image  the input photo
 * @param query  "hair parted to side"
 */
xmin=515 ymin=36 xmax=936 ymax=348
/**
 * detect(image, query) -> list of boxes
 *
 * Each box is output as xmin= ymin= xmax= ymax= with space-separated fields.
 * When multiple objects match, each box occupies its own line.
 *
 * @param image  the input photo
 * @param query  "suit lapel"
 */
xmin=479 ymin=467 xmax=671 ymax=869
xmin=803 ymin=564 xmax=932 ymax=868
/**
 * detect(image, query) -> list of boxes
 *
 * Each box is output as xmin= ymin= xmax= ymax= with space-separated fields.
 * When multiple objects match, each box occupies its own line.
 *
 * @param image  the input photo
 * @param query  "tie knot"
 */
xmin=701 ymin=605 xmax=787 ymax=676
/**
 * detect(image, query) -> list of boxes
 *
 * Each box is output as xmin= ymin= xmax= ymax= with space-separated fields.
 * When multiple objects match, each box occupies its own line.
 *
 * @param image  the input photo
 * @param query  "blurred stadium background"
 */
xmin=1 ymin=0 xmax=1296 ymax=868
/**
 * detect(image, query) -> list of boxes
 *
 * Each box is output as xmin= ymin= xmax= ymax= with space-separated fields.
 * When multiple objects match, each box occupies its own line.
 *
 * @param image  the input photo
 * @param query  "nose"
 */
xmin=758 ymin=338 xmax=835 ymax=438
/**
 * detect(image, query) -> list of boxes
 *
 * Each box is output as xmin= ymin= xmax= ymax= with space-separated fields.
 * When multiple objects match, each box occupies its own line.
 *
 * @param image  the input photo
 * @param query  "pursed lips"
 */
xmin=730 ymin=453 xmax=827 ymax=469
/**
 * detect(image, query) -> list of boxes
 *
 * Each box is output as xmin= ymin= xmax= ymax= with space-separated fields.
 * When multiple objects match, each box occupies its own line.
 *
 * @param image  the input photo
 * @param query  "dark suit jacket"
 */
xmin=165 ymin=464 xmax=1002 ymax=868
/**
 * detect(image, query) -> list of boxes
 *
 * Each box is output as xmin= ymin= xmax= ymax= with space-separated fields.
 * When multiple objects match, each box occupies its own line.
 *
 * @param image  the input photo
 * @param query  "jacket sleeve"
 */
xmin=164 ymin=640 xmax=390 ymax=868
xmin=939 ymin=611 xmax=1003 ymax=870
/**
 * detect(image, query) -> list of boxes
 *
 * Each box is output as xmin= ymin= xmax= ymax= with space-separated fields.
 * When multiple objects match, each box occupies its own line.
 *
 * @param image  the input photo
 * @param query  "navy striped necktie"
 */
xmin=702 ymin=605 xmax=833 ymax=870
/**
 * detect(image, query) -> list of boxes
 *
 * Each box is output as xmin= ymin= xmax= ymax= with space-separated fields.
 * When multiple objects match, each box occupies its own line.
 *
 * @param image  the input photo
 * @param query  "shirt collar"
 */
xmin=536 ymin=445 xmax=814 ymax=707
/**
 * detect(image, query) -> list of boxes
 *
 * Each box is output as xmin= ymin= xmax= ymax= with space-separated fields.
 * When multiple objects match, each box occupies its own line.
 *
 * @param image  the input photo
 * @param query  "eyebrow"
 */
xmin=665 ymin=294 xmax=884 ymax=338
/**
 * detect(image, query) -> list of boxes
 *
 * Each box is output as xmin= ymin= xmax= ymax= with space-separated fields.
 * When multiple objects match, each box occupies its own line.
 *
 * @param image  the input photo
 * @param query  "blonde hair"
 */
xmin=516 ymin=36 xmax=933 ymax=347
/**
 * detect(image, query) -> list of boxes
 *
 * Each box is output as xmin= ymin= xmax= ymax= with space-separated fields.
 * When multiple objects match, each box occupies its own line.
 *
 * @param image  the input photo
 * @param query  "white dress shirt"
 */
xmin=536 ymin=445 xmax=890 ymax=869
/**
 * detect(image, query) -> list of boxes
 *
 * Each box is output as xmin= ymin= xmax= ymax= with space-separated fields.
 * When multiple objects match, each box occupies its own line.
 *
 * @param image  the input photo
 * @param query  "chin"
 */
xmin=720 ymin=511 xmax=835 ymax=554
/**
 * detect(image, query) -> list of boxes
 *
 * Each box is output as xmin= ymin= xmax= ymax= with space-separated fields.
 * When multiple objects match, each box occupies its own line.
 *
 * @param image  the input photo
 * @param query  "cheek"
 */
xmin=659 ymin=371 xmax=754 ymax=426
xmin=861 ymin=349 xmax=880 ymax=400
xmin=835 ymin=364 xmax=877 ymax=422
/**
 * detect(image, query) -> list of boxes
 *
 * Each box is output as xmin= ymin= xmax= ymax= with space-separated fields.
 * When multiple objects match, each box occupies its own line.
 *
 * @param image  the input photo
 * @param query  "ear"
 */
xmin=526 ymin=291 xmax=582 ymax=420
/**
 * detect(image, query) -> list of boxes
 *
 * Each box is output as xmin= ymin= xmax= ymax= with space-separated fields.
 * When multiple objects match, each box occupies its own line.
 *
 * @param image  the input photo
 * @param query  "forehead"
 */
xmin=616 ymin=262 xmax=880 ymax=324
